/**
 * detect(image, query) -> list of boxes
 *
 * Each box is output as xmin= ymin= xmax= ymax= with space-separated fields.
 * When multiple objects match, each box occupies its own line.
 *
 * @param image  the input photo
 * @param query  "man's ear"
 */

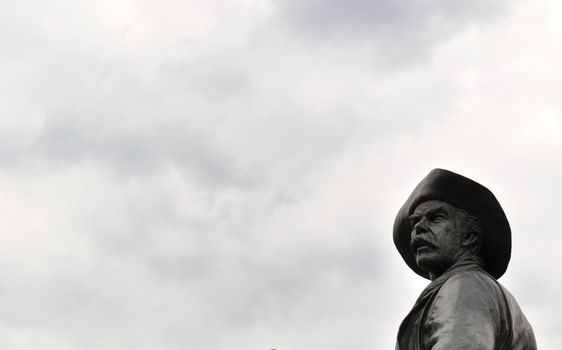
xmin=462 ymin=230 xmax=483 ymax=255
xmin=462 ymin=231 xmax=480 ymax=247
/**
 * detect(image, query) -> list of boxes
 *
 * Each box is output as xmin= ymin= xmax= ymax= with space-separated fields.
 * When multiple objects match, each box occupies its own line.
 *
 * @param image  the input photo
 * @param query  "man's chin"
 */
xmin=414 ymin=254 xmax=446 ymax=276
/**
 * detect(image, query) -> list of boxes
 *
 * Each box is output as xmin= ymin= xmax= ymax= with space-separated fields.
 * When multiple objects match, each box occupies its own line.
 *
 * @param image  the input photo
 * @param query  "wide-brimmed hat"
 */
xmin=393 ymin=168 xmax=511 ymax=279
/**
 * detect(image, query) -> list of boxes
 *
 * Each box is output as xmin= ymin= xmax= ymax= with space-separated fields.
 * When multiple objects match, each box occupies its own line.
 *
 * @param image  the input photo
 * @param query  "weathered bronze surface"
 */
xmin=394 ymin=169 xmax=537 ymax=349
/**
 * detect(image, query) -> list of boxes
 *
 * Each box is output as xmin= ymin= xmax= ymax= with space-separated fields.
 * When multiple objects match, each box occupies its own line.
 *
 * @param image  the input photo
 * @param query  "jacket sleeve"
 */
xmin=422 ymin=272 xmax=505 ymax=350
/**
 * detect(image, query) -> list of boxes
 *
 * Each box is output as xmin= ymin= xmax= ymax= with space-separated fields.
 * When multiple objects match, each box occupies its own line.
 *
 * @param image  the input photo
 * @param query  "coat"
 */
xmin=396 ymin=257 xmax=537 ymax=350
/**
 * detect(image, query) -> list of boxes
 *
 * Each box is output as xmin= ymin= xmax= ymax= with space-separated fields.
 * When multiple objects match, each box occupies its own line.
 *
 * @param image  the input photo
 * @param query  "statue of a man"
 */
xmin=394 ymin=169 xmax=537 ymax=349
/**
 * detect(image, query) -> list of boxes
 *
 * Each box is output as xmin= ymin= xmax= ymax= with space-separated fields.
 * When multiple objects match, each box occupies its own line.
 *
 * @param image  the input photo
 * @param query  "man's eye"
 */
xmin=431 ymin=213 xmax=446 ymax=221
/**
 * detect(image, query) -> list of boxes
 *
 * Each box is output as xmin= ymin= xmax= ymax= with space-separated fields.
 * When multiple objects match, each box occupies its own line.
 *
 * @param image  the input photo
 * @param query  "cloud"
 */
xmin=33 ymin=115 xmax=247 ymax=187
xmin=272 ymin=0 xmax=508 ymax=65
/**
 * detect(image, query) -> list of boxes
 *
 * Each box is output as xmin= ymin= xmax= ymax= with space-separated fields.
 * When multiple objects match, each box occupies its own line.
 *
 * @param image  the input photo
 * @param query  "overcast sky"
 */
xmin=1 ymin=0 xmax=562 ymax=349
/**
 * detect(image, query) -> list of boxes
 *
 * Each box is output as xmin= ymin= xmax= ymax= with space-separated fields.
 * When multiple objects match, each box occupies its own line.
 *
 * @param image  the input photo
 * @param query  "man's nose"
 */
xmin=413 ymin=219 xmax=428 ymax=235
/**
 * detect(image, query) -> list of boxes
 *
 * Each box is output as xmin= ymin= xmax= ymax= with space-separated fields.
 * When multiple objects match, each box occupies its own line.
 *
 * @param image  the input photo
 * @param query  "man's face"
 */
xmin=409 ymin=200 xmax=466 ymax=278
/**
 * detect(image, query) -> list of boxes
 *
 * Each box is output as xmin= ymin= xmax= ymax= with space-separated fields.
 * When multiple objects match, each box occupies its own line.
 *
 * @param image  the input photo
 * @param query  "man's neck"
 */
xmin=429 ymin=254 xmax=484 ymax=281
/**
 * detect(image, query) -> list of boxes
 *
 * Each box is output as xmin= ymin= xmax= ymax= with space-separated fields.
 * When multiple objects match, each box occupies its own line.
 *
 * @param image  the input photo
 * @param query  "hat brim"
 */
xmin=393 ymin=168 xmax=511 ymax=280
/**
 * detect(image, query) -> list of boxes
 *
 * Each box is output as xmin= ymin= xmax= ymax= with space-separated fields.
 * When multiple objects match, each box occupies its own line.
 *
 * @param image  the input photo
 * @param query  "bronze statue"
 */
xmin=394 ymin=169 xmax=537 ymax=349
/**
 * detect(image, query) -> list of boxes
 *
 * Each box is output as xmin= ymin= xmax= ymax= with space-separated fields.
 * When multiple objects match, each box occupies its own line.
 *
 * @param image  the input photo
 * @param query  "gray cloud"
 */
xmin=34 ymin=115 xmax=247 ymax=187
xmin=273 ymin=0 xmax=508 ymax=65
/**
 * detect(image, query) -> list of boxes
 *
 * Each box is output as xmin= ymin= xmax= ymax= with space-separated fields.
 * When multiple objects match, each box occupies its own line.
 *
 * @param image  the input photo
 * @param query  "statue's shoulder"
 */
xmin=437 ymin=269 xmax=503 ymax=302
xmin=438 ymin=270 xmax=537 ymax=349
